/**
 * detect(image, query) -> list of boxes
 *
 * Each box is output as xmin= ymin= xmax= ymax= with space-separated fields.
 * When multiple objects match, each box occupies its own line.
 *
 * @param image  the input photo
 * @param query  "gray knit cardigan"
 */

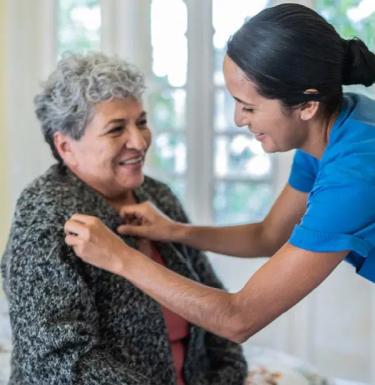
xmin=1 ymin=164 xmax=247 ymax=385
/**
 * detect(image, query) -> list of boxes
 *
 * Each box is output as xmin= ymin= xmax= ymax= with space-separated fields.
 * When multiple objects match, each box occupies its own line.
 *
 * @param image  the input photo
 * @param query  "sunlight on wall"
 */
xmin=0 ymin=0 xmax=10 ymax=296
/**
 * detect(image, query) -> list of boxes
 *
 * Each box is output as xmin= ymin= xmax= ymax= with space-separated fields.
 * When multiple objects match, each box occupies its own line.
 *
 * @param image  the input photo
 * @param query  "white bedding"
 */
xmin=244 ymin=345 xmax=370 ymax=385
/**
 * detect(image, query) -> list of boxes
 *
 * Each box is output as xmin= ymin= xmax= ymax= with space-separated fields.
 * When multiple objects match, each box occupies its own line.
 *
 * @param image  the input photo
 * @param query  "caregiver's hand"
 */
xmin=117 ymin=201 xmax=184 ymax=242
xmin=64 ymin=213 xmax=138 ymax=275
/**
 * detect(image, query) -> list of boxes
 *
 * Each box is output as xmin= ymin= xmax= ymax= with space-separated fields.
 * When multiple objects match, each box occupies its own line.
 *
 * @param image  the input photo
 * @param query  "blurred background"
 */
xmin=0 ymin=0 xmax=374 ymax=383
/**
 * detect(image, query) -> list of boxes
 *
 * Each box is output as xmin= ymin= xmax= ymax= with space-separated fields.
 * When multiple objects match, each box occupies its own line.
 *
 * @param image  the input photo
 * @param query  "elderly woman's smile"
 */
xmin=54 ymin=97 xmax=152 ymax=203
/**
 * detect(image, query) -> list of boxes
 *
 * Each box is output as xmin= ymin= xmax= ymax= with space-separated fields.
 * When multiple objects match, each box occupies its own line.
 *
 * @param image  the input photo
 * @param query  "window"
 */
xmin=147 ymin=0 xmax=188 ymax=203
xmin=212 ymin=0 xmax=273 ymax=224
xmin=315 ymin=0 xmax=375 ymax=96
xmin=148 ymin=0 xmax=275 ymax=225
xmin=54 ymin=0 xmax=375 ymax=227
xmin=57 ymin=0 xmax=101 ymax=55
xmin=315 ymin=0 xmax=375 ymax=47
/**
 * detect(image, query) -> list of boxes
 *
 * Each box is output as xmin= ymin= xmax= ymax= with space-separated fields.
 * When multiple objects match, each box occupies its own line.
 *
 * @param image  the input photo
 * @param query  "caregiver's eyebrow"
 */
xmin=233 ymin=96 xmax=256 ymax=106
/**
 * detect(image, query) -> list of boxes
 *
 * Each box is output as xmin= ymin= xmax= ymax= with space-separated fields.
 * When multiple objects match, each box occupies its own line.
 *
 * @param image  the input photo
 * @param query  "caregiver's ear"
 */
xmin=299 ymin=100 xmax=320 ymax=121
xmin=53 ymin=132 xmax=77 ymax=166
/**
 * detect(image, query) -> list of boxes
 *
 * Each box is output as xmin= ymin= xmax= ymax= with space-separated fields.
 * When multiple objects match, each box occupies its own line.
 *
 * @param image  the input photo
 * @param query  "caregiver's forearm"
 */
xmin=172 ymin=184 xmax=306 ymax=258
xmin=174 ymin=221 xmax=277 ymax=258
xmin=118 ymin=243 xmax=345 ymax=344
xmin=120 ymin=248 xmax=259 ymax=343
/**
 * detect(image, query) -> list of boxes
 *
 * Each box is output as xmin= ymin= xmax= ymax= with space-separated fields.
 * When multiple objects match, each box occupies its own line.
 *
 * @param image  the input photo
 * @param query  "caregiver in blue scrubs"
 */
xmin=65 ymin=3 xmax=375 ymax=343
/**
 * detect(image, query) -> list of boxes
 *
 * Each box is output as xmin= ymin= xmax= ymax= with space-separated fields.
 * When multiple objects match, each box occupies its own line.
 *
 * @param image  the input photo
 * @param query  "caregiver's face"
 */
xmin=223 ymin=55 xmax=305 ymax=153
xmin=67 ymin=97 xmax=151 ymax=200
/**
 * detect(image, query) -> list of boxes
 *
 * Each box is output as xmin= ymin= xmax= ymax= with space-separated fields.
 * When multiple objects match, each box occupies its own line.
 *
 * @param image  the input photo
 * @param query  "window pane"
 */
xmin=165 ymin=176 xmax=186 ymax=204
xmin=214 ymin=88 xmax=236 ymax=131
xmin=214 ymin=181 xmax=273 ymax=224
xmin=212 ymin=0 xmax=269 ymax=85
xmin=215 ymin=134 xmax=272 ymax=179
xmin=149 ymin=0 xmax=188 ymax=205
xmin=58 ymin=0 xmax=101 ymax=55
xmin=147 ymin=132 xmax=186 ymax=175
xmin=145 ymin=135 xmax=186 ymax=202
xmin=316 ymin=0 xmax=375 ymax=47
xmin=315 ymin=0 xmax=375 ymax=96
xmin=149 ymin=89 xmax=186 ymax=131
xmin=212 ymin=0 xmax=273 ymax=225
xmin=151 ymin=0 xmax=187 ymax=87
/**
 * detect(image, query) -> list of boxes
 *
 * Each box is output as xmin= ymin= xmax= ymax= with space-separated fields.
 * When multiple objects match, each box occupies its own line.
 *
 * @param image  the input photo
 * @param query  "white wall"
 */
xmin=0 ymin=0 xmax=10 ymax=260
xmin=5 ymin=0 xmax=56 ymax=210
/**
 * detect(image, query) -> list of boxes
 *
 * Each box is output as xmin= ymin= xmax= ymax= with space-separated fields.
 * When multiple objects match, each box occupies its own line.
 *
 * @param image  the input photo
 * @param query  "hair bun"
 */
xmin=342 ymin=38 xmax=375 ymax=87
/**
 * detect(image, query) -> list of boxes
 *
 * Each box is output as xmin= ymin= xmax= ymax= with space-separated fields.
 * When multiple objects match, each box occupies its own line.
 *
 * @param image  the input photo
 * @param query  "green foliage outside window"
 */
xmin=315 ymin=0 xmax=375 ymax=96
xmin=315 ymin=0 xmax=374 ymax=49
xmin=58 ymin=0 xmax=101 ymax=55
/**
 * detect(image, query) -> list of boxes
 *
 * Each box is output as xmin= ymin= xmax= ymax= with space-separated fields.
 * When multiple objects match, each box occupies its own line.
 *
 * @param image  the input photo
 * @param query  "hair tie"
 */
xmin=302 ymin=88 xmax=321 ymax=101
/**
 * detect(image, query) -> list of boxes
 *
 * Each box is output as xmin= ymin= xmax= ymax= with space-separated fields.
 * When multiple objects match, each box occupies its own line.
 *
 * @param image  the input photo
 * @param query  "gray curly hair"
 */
xmin=34 ymin=52 xmax=146 ymax=161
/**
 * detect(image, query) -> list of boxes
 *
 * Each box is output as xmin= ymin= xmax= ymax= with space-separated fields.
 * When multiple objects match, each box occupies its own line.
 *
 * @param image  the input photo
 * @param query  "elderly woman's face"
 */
xmin=63 ymin=97 xmax=151 ymax=200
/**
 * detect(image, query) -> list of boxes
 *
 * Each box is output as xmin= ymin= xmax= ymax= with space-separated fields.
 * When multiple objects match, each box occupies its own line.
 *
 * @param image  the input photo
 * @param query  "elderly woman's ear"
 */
xmin=53 ymin=132 xmax=77 ymax=167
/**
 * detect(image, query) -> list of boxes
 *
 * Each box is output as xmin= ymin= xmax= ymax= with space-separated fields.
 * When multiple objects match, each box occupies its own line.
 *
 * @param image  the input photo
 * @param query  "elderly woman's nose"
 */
xmin=126 ymin=126 xmax=148 ymax=150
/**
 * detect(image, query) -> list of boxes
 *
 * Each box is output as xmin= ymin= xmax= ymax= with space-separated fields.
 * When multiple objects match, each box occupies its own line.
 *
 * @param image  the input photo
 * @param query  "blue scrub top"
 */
xmin=288 ymin=93 xmax=375 ymax=283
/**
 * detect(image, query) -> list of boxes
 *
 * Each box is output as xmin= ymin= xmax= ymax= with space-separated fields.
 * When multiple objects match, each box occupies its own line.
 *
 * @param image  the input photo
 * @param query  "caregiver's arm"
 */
xmin=119 ymin=243 xmax=347 ymax=343
xmin=65 ymin=217 xmax=347 ymax=344
xmin=119 ymin=184 xmax=307 ymax=257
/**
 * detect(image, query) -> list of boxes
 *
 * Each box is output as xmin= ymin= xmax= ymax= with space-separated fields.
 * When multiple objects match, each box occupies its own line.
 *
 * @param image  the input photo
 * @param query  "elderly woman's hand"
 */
xmin=64 ymin=214 xmax=137 ymax=275
xmin=117 ymin=201 xmax=183 ymax=242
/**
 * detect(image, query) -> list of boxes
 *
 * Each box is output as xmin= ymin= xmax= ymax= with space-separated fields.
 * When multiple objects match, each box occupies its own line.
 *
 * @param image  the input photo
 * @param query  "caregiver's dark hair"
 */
xmin=226 ymin=3 xmax=375 ymax=113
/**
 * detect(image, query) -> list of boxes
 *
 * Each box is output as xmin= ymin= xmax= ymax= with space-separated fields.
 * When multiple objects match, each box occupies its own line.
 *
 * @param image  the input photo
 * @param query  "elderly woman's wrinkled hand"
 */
xmin=64 ymin=214 xmax=135 ymax=275
xmin=117 ymin=201 xmax=181 ymax=242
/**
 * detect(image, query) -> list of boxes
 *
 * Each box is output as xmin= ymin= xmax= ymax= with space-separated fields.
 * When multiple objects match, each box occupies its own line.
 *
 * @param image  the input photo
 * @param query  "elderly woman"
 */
xmin=1 ymin=53 xmax=247 ymax=385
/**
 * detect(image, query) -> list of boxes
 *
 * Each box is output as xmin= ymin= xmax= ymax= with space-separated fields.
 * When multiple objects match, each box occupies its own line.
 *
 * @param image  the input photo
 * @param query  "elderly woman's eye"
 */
xmin=137 ymin=119 xmax=148 ymax=128
xmin=109 ymin=126 xmax=123 ymax=134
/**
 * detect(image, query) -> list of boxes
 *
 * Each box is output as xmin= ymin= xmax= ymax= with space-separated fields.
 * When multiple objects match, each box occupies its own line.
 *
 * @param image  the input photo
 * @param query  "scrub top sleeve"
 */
xmin=289 ymin=175 xmax=375 ymax=260
xmin=288 ymin=150 xmax=319 ymax=193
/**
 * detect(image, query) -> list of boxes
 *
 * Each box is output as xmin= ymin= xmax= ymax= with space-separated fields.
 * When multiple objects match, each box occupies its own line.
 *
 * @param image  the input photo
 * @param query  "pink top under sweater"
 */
xmin=151 ymin=244 xmax=190 ymax=385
